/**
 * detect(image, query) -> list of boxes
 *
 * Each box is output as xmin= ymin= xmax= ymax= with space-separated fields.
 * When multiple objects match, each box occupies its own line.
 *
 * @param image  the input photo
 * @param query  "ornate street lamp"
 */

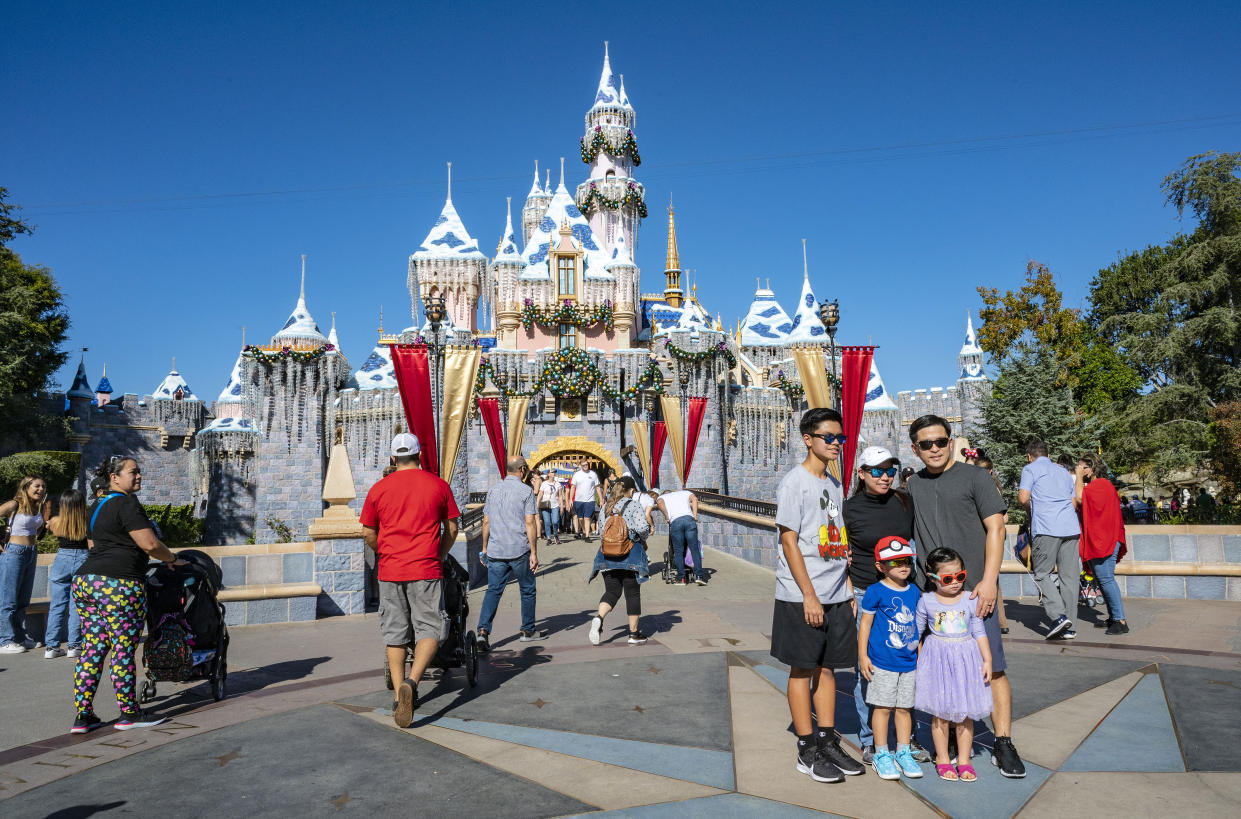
xmin=818 ymin=298 xmax=840 ymax=408
xmin=423 ymin=293 xmax=448 ymax=451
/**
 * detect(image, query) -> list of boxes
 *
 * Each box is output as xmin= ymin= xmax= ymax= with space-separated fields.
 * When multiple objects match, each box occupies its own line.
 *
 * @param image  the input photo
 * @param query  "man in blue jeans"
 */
xmin=476 ymin=456 xmax=544 ymax=652
xmin=658 ymin=488 xmax=705 ymax=585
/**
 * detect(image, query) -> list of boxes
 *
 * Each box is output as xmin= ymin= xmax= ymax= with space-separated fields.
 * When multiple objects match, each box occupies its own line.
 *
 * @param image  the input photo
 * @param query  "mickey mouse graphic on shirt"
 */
xmin=817 ymin=490 xmax=849 ymax=560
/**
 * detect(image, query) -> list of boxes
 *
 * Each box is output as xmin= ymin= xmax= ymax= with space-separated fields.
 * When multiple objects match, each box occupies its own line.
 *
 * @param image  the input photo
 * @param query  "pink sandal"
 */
xmin=957 ymin=763 xmax=977 ymax=782
xmin=936 ymin=763 xmax=958 ymax=781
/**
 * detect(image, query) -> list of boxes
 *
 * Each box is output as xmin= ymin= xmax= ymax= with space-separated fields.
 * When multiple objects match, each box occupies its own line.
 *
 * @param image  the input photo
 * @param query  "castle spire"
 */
xmin=664 ymin=204 xmax=683 ymax=308
xmin=802 ymin=238 xmax=809 ymax=281
xmin=558 ymin=156 xmax=565 ymax=191
xmin=528 ymin=160 xmax=542 ymax=197
xmin=446 ymin=161 xmax=452 ymax=202
xmin=300 ymin=254 xmax=306 ymax=301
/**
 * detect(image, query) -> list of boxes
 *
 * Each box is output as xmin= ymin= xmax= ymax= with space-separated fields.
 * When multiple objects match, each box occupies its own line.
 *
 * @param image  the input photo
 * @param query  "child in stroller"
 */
xmin=140 ymin=549 xmax=230 ymax=703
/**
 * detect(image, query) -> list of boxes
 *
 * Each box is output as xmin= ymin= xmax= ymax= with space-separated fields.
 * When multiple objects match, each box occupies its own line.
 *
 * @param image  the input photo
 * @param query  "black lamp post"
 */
xmin=423 ymin=293 xmax=447 ymax=452
xmin=818 ymin=298 xmax=840 ymax=409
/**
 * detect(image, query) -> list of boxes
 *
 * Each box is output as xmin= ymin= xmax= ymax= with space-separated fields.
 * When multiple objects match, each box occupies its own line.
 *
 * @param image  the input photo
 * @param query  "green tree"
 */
xmin=0 ymin=188 xmax=70 ymax=451
xmin=1208 ymin=401 xmax=1241 ymax=499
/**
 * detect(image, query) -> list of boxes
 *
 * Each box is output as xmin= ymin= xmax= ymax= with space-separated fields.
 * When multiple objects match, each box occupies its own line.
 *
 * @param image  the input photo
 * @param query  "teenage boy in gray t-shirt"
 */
xmin=771 ymin=408 xmax=865 ymax=785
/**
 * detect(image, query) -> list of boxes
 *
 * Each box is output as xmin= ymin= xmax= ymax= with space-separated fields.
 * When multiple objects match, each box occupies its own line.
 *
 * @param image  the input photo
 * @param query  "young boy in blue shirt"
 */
xmin=857 ymin=536 xmax=924 ymax=780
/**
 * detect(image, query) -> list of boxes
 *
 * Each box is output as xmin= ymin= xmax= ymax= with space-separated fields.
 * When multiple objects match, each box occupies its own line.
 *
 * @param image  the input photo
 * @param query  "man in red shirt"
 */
xmin=360 ymin=433 xmax=460 ymax=728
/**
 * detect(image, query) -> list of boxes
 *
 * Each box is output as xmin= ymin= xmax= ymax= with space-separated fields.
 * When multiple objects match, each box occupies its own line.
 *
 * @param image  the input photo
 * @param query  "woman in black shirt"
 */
xmin=70 ymin=456 xmax=182 ymax=734
xmin=843 ymin=446 xmax=918 ymax=764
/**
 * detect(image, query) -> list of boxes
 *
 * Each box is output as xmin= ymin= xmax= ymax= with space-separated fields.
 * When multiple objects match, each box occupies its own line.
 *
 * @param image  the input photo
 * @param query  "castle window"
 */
xmin=557 ymin=256 xmax=576 ymax=300
xmin=558 ymin=323 xmax=577 ymax=349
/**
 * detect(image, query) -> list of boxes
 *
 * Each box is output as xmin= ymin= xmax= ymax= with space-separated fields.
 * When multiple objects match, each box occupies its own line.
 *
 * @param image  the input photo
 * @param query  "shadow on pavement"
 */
xmin=45 ymin=802 xmax=127 ymax=818
xmin=411 ymin=645 xmax=554 ymax=726
xmin=147 ymin=656 xmax=332 ymax=716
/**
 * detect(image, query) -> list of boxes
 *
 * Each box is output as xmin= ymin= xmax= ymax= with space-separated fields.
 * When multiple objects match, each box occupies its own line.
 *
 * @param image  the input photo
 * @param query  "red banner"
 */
xmin=477 ymin=397 xmax=506 ymax=478
xmin=840 ymin=346 xmax=875 ymax=484
xmin=683 ymin=397 xmax=708 ymax=485
xmin=389 ymin=344 xmax=439 ymax=476
xmin=651 ymin=421 xmax=668 ymax=489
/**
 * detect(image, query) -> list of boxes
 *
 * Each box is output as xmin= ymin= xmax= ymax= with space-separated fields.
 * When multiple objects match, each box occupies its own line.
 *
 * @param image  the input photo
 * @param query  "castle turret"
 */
xmin=151 ymin=360 xmax=198 ymax=401
xmin=663 ymin=206 xmax=683 ymax=308
xmin=958 ymin=312 xmax=985 ymax=381
xmin=272 ymin=255 xmax=328 ymax=348
xmin=409 ymin=164 xmax=487 ymax=332
xmin=67 ymin=355 xmax=93 ymax=402
xmin=956 ymin=312 xmax=989 ymax=437
xmin=605 ymin=221 xmax=639 ymax=338
xmin=94 ymin=366 xmax=114 ymax=408
xmin=786 ymin=242 xmax=827 ymax=344
xmin=520 ymin=161 xmax=552 ymax=247
xmin=493 ymin=197 xmax=526 ymax=348
xmin=576 ymin=43 xmax=646 ymax=259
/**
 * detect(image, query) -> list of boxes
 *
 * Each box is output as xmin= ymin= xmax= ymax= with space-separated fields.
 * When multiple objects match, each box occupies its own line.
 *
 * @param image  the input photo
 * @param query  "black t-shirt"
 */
xmin=907 ymin=463 xmax=1008 ymax=592
xmin=78 ymin=493 xmax=155 ymax=581
xmin=842 ymin=489 xmax=915 ymax=590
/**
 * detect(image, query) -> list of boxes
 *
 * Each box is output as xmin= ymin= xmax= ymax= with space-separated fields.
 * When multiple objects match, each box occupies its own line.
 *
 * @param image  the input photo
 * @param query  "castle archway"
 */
xmin=527 ymin=435 xmax=620 ymax=475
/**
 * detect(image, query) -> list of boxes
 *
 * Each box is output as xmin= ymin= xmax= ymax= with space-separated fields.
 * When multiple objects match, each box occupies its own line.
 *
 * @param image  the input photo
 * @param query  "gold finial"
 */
xmin=102 ymin=362 xmax=107 ymax=377
xmin=560 ymin=218 xmax=572 ymax=236
xmin=664 ymin=204 xmax=682 ymax=307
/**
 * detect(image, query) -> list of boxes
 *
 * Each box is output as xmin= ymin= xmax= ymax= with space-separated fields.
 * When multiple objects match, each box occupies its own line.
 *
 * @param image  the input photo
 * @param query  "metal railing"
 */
xmin=689 ymin=489 xmax=777 ymax=519
xmin=460 ymin=505 xmax=484 ymax=529
xmin=468 ymin=491 xmax=487 ymax=505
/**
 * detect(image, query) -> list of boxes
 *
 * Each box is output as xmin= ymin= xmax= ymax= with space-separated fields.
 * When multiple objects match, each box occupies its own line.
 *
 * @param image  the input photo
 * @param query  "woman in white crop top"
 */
xmin=1 ymin=474 xmax=49 ymax=653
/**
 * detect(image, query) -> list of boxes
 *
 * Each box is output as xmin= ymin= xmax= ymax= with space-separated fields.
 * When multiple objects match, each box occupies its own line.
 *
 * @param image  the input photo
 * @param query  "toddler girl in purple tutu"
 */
xmin=914 ymin=547 xmax=993 ymax=782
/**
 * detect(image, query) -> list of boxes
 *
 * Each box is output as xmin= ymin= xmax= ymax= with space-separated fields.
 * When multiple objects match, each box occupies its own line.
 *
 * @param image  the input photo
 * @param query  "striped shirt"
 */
xmin=483 ymin=476 xmax=537 ymax=559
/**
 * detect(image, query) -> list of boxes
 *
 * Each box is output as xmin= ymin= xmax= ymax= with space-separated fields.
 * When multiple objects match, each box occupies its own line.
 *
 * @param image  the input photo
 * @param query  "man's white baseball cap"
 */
xmin=391 ymin=433 xmax=421 ymax=456
xmin=859 ymin=446 xmax=898 ymax=467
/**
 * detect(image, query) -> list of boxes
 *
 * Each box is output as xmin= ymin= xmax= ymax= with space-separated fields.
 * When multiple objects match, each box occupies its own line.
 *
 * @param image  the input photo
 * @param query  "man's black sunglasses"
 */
xmin=809 ymin=433 xmax=847 ymax=445
xmin=916 ymin=437 xmax=952 ymax=451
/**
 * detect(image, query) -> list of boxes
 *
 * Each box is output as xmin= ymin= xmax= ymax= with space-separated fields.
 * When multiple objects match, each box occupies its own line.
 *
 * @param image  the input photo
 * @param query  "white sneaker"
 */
xmin=45 ymin=647 xmax=66 ymax=659
xmin=66 ymin=648 xmax=81 ymax=658
xmin=0 ymin=642 xmax=27 ymax=654
xmin=588 ymin=616 xmax=602 ymax=646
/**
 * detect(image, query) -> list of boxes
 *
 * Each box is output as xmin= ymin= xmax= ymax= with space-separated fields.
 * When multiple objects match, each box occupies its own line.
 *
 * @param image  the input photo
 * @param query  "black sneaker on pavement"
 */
xmin=796 ymin=746 xmax=844 ymax=783
xmin=818 ymin=736 xmax=865 ymax=776
xmin=991 ymin=736 xmax=1027 ymax=778
xmin=1062 ymin=629 xmax=1077 ymax=640
xmin=114 ymin=711 xmax=167 ymax=731
xmin=1095 ymin=618 xmax=1113 ymax=629
xmin=694 ymin=574 xmax=707 ymax=586
xmin=910 ymin=738 xmax=932 ymax=762
xmin=519 ymin=629 xmax=548 ymax=642
xmin=1046 ymin=616 xmax=1072 ymax=639
xmin=476 ymin=631 xmax=491 ymax=653
xmin=1106 ymin=621 xmax=1130 ymax=635
xmin=627 ymin=630 xmax=648 ymax=645
xmin=861 ymin=744 xmax=875 ymax=765
xmin=70 ymin=713 xmax=103 ymax=735
xmin=394 ymin=678 xmax=416 ymax=729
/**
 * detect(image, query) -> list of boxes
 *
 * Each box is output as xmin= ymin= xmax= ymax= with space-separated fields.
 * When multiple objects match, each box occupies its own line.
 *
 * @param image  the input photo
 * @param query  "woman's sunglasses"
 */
xmin=916 ymin=437 xmax=952 ymax=451
xmin=935 ymin=570 xmax=968 ymax=584
xmin=809 ymin=433 xmax=847 ymax=445
xmin=867 ymin=467 xmax=898 ymax=478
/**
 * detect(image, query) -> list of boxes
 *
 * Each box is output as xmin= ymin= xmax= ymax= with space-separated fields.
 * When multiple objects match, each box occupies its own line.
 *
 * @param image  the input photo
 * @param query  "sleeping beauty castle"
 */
xmin=62 ymin=47 xmax=988 ymax=612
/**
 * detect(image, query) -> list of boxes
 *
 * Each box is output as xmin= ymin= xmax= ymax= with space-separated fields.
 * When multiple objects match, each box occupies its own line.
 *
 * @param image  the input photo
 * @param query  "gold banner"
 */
xmin=506 ymin=396 xmax=531 ymax=458
xmin=630 ymin=421 xmax=651 ymax=488
xmin=439 ymin=347 xmax=481 ymax=484
xmin=659 ymin=395 xmax=685 ymax=486
xmin=792 ymin=345 xmax=832 ymax=409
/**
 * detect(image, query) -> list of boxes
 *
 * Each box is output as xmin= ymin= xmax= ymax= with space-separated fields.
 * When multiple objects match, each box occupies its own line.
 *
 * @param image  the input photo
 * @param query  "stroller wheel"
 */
xmin=465 ymin=631 xmax=479 ymax=688
xmin=139 ymin=680 xmax=155 ymax=703
xmin=211 ymin=662 xmax=227 ymax=701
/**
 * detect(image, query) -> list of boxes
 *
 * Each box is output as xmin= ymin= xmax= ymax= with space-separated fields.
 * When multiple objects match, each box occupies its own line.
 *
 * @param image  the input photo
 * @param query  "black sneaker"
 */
xmin=394 ymin=678 xmax=416 ymax=729
xmin=1106 ymin=621 xmax=1130 ymax=635
xmin=796 ymin=745 xmax=844 ymax=783
xmin=1046 ymin=616 xmax=1072 ymax=639
xmin=818 ymin=735 xmax=865 ymax=776
xmin=1062 ymin=630 xmax=1077 ymax=640
xmin=694 ymin=574 xmax=707 ymax=586
xmin=476 ymin=631 xmax=491 ymax=653
xmin=909 ymin=738 xmax=932 ymax=763
xmin=519 ymin=629 xmax=548 ymax=642
xmin=860 ymin=744 xmax=875 ymax=764
xmin=627 ymin=630 xmax=648 ymax=645
xmin=991 ymin=736 xmax=1027 ymax=778
xmin=1095 ymin=618 xmax=1113 ymax=629
xmin=114 ymin=711 xmax=167 ymax=731
xmin=70 ymin=712 xmax=103 ymax=734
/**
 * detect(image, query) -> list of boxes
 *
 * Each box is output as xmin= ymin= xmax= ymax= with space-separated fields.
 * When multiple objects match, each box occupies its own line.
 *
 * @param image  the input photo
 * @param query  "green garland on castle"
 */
xmin=665 ymin=338 xmax=737 ymax=368
xmin=243 ymin=343 xmax=335 ymax=363
xmin=775 ymin=370 xmax=805 ymax=399
xmin=520 ymin=299 xmax=614 ymax=332
xmin=475 ymin=349 xmax=664 ymax=401
xmin=579 ymin=184 xmax=648 ymax=219
xmin=579 ymin=128 xmax=641 ymax=165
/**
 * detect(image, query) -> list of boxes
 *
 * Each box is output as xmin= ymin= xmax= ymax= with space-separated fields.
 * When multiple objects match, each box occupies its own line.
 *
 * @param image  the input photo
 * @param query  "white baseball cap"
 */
xmin=391 ymin=433 xmax=421 ymax=456
xmin=859 ymin=446 xmax=898 ymax=468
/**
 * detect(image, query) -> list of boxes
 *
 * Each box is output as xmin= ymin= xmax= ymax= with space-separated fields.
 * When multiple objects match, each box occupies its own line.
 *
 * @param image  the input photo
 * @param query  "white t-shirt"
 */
xmin=538 ymin=480 xmax=559 ymax=505
xmin=660 ymin=490 xmax=694 ymax=522
xmin=638 ymin=493 xmax=655 ymax=514
xmin=774 ymin=464 xmax=850 ymax=604
xmin=570 ymin=470 xmax=599 ymax=503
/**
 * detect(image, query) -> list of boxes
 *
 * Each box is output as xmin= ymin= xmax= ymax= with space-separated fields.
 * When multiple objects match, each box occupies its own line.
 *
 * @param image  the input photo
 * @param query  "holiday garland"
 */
xmin=579 ymin=126 xmax=641 ymax=165
xmin=774 ymin=369 xmax=841 ymax=400
xmin=580 ymin=181 xmax=648 ymax=218
xmin=243 ymin=343 xmax=336 ymax=363
xmin=521 ymin=299 xmax=615 ymax=332
xmin=665 ymin=338 xmax=737 ymax=368
xmin=475 ymin=349 xmax=664 ymax=401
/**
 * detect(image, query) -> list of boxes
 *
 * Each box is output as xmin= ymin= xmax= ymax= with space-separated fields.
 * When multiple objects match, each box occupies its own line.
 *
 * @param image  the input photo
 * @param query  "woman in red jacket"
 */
xmin=1074 ymin=453 xmax=1128 ymax=635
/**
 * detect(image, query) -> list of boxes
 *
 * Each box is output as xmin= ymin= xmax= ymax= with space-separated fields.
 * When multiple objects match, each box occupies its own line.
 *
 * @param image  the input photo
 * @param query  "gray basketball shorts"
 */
xmin=378 ymin=578 xmax=448 ymax=646
xmin=865 ymin=667 xmax=916 ymax=708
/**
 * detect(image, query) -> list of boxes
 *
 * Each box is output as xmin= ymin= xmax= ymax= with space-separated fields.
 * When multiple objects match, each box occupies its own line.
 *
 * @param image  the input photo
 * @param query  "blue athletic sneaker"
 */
xmin=872 ymin=749 xmax=900 ymax=781
xmin=895 ymin=747 xmax=924 ymax=778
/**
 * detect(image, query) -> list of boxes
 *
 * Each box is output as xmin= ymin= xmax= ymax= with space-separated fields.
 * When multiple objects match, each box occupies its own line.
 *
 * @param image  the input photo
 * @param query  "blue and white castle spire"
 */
xmin=959 ymin=312 xmax=985 ymax=380
xmin=520 ymin=161 xmax=552 ymax=247
xmin=739 ymin=278 xmax=794 ymax=346
xmin=152 ymin=358 xmax=198 ymax=401
xmin=864 ymin=359 xmax=899 ymax=411
xmin=787 ymin=240 xmax=828 ymax=343
xmin=409 ymin=162 xmax=487 ymax=333
xmin=272 ymin=255 xmax=328 ymax=347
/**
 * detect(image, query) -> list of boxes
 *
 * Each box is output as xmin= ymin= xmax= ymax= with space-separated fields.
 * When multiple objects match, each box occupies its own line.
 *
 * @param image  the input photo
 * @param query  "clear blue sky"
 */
xmin=5 ymin=1 xmax=1240 ymax=401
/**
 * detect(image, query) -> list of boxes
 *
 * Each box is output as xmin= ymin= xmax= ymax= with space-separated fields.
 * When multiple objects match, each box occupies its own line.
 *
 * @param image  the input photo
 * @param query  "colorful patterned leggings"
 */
xmin=72 ymin=574 xmax=146 ymax=716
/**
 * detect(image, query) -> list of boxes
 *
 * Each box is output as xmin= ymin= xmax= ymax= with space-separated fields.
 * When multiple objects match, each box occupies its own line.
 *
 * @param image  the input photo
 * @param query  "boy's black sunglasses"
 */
xmin=809 ymin=433 xmax=847 ymax=445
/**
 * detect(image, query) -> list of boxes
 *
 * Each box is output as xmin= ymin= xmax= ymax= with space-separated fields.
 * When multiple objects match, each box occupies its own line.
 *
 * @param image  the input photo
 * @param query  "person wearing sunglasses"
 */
xmin=842 ymin=446 xmax=929 ymax=765
xmin=772 ymin=408 xmax=865 ymax=784
xmin=905 ymin=414 xmax=1025 ymax=779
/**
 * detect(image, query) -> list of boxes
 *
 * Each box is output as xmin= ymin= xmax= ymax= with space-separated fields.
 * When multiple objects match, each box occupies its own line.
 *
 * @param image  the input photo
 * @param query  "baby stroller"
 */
xmin=384 ymin=553 xmax=479 ymax=691
xmin=139 ymin=549 xmax=230 ymax=703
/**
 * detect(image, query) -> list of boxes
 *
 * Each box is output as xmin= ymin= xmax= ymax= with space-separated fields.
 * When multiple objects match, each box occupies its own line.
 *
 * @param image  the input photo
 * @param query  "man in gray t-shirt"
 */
xmin=907 ymin=414 xmax=1026 ymax=780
